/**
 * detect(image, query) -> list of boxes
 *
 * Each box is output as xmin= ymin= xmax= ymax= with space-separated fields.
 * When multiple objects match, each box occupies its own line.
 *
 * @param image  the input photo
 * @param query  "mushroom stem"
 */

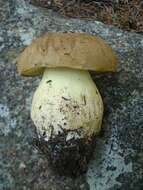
xmin=31 ymin=68 xmax=103 ymax=141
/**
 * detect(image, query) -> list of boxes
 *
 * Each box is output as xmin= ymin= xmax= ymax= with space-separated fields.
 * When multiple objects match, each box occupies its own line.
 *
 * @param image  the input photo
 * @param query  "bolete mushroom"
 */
xmin=17 ymin=32 xmax=118 ymax=175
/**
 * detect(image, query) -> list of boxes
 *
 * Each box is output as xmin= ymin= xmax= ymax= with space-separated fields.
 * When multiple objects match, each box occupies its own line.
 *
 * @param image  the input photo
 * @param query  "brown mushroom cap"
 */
xmin=17 ymin=32 xmax=118 ymax=76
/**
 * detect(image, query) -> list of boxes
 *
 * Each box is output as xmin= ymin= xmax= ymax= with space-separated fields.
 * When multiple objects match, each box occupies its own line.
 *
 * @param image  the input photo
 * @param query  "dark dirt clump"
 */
xmin=33 ymin=131 xmax=96 ymax=176
xmin=28 ymin=0 xmax=143 ymax=33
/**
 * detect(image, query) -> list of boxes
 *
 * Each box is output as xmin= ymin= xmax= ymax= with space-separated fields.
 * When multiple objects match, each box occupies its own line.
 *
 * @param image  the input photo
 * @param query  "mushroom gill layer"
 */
xmin=31 ymin=68 xmax=103 ymax=141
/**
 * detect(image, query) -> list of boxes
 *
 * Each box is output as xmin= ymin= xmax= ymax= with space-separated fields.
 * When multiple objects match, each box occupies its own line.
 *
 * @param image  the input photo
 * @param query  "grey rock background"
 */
xmin=0 ymin=0 xmax=143 ymax=189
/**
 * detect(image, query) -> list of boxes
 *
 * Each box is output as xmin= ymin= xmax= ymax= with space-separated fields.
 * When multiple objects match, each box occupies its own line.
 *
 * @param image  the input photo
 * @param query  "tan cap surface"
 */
xmin=17 ymin=32 xmax=118 ymax=76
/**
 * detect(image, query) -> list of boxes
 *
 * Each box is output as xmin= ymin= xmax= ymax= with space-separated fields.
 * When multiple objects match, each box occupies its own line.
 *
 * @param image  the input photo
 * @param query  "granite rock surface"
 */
xmin=0 ymin=0 xmax=143 ymax=189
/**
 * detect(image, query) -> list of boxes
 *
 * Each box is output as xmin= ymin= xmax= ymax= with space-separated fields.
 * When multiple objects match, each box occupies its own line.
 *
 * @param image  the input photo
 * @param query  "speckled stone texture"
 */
xmin=0 ymin=0 xmax=143 ymax=189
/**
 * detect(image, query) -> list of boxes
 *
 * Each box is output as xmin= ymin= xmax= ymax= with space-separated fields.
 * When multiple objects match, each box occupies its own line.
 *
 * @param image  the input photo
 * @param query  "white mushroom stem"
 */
xmin=31 ymin=68 xmax=103 ymax=141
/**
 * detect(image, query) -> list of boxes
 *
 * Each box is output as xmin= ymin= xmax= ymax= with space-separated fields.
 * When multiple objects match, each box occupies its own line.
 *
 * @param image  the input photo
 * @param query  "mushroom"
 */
xmin=17 ymin=32 xmax=118 ymax=175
